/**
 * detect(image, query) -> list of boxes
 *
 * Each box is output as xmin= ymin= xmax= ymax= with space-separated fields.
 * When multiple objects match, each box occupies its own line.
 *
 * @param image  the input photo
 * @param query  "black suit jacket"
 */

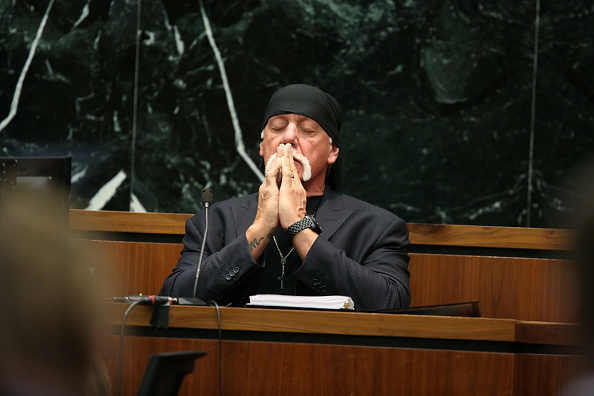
xmin=159 ymin=188 xmax=411 ymax=310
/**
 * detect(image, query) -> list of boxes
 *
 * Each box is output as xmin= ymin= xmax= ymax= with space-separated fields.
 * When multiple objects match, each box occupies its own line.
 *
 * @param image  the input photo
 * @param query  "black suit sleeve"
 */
xmin=159 ymin=207 xmax=261 ymax=305
xmin=295 ymin=212 xmax=410 ymax=311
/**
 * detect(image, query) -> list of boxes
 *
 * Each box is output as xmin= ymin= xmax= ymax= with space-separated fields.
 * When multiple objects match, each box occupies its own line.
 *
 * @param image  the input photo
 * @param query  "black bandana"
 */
xmin=260 ymin=84 xmax=344 ymax=188
xmin=261 ymin=84 xmax=343 ymax=147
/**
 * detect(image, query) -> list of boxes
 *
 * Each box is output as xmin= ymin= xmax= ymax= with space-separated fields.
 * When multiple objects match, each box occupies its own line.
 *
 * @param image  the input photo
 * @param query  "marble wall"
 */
xmin=1 ymin=0 xmax=593 ymax=227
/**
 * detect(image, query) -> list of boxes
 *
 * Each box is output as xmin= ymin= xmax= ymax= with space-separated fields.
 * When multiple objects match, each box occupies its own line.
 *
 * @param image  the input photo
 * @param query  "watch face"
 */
xmin=305 ymin=215 xmax=322 ymax=233
xmin=285 ymin=215 xmax=322 ymax=240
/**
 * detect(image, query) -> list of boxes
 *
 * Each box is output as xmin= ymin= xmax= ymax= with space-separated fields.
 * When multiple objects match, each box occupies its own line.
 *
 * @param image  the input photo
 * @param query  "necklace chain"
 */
xmin=273 ymin=236 xmax=294 ymax=290
xmin=272 ymin=210 xmax=316 ymax=290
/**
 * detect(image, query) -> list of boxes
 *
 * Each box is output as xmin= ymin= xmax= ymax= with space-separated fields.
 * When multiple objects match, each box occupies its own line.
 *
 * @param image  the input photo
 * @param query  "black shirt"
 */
xmin=238 ymin=196 xmax=322 ymax=303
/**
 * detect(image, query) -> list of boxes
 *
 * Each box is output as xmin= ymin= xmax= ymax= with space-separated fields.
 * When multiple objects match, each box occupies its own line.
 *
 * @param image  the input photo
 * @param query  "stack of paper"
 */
xmin=248 ymin=294 xmax=355 ymax=310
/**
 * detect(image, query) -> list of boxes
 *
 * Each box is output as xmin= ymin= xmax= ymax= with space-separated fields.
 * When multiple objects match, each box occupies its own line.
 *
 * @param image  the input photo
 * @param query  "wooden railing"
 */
xmin=70 ymin=209 xmax=189 ymax=235
xmin=69 ymin=209 xmax=574 ymax=249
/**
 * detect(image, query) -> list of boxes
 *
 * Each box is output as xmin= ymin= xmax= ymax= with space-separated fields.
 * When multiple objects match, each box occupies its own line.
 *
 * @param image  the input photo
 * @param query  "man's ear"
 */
xmin=259 ymin=129 xmax=265 ymax=157
xmin=327 ymin=144 xmax=339 ymax=165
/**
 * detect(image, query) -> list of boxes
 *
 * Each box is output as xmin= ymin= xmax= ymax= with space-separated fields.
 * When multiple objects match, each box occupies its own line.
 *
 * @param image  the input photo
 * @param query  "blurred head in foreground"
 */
xmin=0 ymin=188 xmax=105 ymax=396
xmin=557 ymin=160 xmax=594 ymax=396
xmin=569 ymin=162 xmax=594 ymax=358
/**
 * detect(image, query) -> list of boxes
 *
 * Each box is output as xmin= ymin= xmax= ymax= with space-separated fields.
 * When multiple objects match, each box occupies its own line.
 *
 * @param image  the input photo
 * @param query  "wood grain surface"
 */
xmin=408 ymin=253 xmax=579 ymax=322
xmin=105 ymin=303 xmax=517 ymax=342
xmin=104 ymin=336 xmax=518 ymax=396
xmin=76 ymin=240 xmax=578 ymax=322
xmin=70 ymin=209 xmax=574 ymax=250
xmin=79 ymin=240 xmax=181 ymax=298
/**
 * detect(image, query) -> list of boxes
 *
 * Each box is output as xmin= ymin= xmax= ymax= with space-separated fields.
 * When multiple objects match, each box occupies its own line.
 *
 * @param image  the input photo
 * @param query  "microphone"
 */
xmin=201 ymin=188 xmax=213 ymax=208
xmin=190 ymin=188 xmax=213 ymax=305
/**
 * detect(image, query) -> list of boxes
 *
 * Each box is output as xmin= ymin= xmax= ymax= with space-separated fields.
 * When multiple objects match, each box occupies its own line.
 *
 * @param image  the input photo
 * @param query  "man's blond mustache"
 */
xmin=265 ymin=148 xmax=312 ymax=181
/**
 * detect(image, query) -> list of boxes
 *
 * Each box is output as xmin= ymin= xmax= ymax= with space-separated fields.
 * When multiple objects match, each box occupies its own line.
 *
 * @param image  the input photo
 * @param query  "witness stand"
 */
xmin=70 ymin=210 xmax=583 ymax=396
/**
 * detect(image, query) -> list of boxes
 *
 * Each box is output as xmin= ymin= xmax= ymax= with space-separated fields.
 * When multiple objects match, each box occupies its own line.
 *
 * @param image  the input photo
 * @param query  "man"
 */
xmin=160 ymin=84 xmax=410 ymax=310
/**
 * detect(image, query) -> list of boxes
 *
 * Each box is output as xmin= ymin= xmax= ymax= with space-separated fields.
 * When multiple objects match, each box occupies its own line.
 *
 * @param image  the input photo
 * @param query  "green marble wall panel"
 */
xmin=1 ymin=0 xmax=592 ymax=227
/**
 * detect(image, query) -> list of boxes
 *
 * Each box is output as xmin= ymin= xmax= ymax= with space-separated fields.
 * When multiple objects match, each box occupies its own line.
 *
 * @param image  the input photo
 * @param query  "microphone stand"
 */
xmin=182 ymin=188 xmax=212 ymax=306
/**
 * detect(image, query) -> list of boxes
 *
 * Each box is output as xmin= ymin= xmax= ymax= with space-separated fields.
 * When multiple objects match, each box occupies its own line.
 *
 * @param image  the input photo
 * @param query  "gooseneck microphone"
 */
xmin=192 ymin=188 xmax=213 ymax=300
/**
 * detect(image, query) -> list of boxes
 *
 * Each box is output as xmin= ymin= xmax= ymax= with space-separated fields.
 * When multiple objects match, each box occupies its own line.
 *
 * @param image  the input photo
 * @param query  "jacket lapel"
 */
xmin=231 ymin=194 xmax=258 ymax=237
xmin=315 ymin=187 xmax=352 ymax=240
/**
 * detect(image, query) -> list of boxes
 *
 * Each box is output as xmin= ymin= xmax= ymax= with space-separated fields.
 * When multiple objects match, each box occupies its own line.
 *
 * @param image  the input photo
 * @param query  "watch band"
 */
xmin=284 ymin=215 xmax=322 ymax=240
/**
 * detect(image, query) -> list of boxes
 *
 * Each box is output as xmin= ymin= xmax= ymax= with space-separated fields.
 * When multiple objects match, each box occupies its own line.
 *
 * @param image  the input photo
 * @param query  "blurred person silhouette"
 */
xmin=558 ymin=160 xmax=594 ymax=396
xmin=0 ymin=188 xmax=108 ymax=396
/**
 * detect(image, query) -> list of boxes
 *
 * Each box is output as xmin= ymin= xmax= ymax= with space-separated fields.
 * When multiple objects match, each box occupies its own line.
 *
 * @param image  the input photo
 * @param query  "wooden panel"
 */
xmin=69 ymin=210 xmax=573 ymax=250
xmin=409 ymin=253 xmax=579 ymax=322
xmin=70 ymin=209 xmax=190 ymax=235
xmin=407 ymin=223 xmax=573 ymax=250
xmin=79 ymin=237 xmax=580 ymax=322
xmin=101 ymin=336 xmax=219 ymax=396
xmin=78 ymin=240 xmax=182 ymax=298
xmin=514 ymin=354 xmax=589 ymax=396
xmin=105 ymin=304 xmax=517 ymax=342
xmin=103 ymin=335 xmax=515 ymax=396
xmin=515 ymin=321 xmax=581 ymax=345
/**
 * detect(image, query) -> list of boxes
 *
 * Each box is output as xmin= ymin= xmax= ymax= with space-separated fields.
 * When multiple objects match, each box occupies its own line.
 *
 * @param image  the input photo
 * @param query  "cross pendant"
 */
xmin=278 ymin=275 xmax=288 ymax=290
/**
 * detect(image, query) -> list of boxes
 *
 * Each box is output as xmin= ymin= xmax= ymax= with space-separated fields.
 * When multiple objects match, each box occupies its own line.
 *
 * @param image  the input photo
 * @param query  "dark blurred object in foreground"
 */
xmin=0 ymin=188 xmax=107 ymax=395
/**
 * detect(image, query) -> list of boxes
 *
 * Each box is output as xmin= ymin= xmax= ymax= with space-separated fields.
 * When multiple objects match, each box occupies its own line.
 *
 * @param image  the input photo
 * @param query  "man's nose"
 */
xmin=281 ymin=123 xmax=298 ymax=146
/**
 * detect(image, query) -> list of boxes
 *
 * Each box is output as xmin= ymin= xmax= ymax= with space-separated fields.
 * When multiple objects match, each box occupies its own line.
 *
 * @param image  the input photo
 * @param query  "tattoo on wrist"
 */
xmin=248 ymin=237 xmax=263 ymax=252
xmin=248 ymin=233 xmax=273 ymax=252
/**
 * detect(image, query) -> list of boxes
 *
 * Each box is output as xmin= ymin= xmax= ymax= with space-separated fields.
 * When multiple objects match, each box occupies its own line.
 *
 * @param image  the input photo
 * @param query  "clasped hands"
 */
xmin=255 ymin=144 xmax=307 ymax=234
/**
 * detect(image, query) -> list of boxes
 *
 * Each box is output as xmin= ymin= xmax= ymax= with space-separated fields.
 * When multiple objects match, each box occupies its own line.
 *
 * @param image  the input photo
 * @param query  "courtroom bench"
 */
xmin=70 ymin=209 xmax=577 ymax=322
xmin=69 ymin=210 xmax=587 ymax=396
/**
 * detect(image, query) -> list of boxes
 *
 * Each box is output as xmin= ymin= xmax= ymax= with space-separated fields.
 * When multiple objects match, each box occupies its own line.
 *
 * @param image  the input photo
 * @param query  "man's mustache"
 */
xmin=265 ymin=148 xmax=312 ymax=181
